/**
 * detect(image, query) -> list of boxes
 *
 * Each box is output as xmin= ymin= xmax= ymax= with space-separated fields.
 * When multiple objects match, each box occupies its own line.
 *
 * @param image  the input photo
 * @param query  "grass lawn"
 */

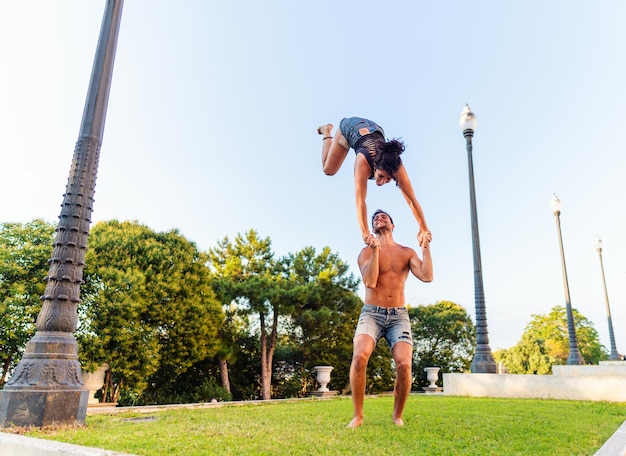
xmin=13 ymin=395 xmax=626 ymax=455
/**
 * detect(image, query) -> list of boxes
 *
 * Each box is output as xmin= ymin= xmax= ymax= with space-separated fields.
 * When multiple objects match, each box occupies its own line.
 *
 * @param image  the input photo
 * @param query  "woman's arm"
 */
xmin=354 ymin=155 xmax=374 ymax=244
xmin=394 ymin=164 xmax=431 ymax=245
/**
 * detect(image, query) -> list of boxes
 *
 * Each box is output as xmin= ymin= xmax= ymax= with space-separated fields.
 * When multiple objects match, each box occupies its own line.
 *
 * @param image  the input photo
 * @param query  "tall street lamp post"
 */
xmin=0 ymin=0 xmax=124 ymax=427
xmin=459 ymin=104 xmax=496 ymax=373
xmin=593 ymin=236 xmax=621 ymax=360
xmin=549 ymin=194 xmax=584 ymax=365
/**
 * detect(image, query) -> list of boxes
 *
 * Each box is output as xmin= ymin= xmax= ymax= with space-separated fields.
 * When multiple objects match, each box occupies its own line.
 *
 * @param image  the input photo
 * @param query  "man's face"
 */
xmin=372 ymin=212 xmax=393 ymax=233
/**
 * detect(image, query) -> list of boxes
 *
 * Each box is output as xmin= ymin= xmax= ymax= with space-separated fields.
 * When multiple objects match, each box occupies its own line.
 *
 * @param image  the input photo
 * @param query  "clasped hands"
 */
xmin=361 ymin=230 xmax=432 ymax=249
xmin=417 ymin=229 xmax=432 ymax=248
xmin=362 ymin=232 xmax=379 ymax=249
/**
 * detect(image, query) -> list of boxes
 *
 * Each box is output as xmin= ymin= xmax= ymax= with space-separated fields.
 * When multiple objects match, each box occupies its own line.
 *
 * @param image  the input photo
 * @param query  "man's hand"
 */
xmin=362 ymin=232 xmax=380 ymax=249
xmin=367 ymin=236 xmax=381 ymax=250
xmin=417 ymin=229 xmax=432 ymax=248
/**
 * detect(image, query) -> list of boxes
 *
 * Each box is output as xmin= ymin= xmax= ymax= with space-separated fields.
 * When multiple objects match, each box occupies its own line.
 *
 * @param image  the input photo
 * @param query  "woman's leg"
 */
xmin=318 ymin=123 xmax=349 ymax=176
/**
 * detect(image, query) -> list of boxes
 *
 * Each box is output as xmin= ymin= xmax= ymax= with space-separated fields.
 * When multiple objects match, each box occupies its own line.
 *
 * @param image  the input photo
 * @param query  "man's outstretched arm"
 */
xmin=409 ymin=243 xmax=433 ymax=282
xmin=358 ymin=239 xmax=381 ymax=288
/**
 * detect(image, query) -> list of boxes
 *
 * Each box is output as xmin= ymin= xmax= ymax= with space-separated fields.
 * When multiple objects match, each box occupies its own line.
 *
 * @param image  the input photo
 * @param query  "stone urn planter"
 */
xmin=422 ymin=367 xmax=443 ymax=393
xmin=313 ymin=366 xmax=333 ymax=392
xmin=425 ymin=367 xmax=440 ymax=388
xmin=82 ymin=363 xmax=109 ymax=405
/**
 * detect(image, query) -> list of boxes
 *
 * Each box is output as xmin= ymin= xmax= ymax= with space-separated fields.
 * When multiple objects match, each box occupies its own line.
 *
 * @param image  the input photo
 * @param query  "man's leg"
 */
xmin=391 ymin=341 xmax=413 ymax=426
xmin=348 ymin=334 xmax=375 ymax=428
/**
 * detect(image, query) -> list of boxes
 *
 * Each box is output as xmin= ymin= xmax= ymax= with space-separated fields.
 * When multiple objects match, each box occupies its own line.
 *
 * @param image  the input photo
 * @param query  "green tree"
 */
xmin=0 ymin=219 xmax=55 ymax=386
xmin=495 ymin=305 xmax=608 ymax=374
xmin=79 ymin=220 xmax=223 ymax=403
xmin=409 ymin=301 xmax=475 ymax=388
xmin=494 ymin=332 xmax=552 ymax=374
xmin=219 ymin=319 xmax=261 ymax=401
xmin=171 ymin=305 xmax=259 ymax=402
xmin=213 ymin=303 xmax=242 ymax=395
xmin=209 ymin=230 xmax=288 ymax=400
xmin=278 ymin=246 xmax=362 ymax=396
xmin=208 ymin=263 xmax=261 ymax=399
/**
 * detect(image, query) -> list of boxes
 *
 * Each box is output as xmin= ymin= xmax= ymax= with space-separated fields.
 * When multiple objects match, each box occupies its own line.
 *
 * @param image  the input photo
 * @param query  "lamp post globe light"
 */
xmin=459 ymin=104 xmax=496 ymax=373
xmin=593 ymin=235 xmax=621 ymax=360
xmin=549 ymin=194 xmax=584 ymax=365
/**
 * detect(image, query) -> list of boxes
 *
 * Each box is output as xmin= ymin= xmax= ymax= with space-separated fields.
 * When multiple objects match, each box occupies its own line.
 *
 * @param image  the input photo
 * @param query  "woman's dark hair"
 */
xmin=373 ymin=138 xmax=405 ymax=186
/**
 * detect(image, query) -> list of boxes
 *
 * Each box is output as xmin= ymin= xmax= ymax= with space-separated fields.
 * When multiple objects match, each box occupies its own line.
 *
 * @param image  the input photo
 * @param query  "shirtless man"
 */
xmin=348 ymin=209 xmax=433 ymax=428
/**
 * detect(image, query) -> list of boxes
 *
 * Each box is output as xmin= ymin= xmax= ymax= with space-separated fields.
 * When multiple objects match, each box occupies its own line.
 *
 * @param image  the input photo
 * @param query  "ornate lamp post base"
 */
xmin=470 ymin=351 xmax=497 ymax=374
xmin=0 ymin=332 xmax=89 ymax=427
xmin=0 ymin=391 xmax=89 ymax=428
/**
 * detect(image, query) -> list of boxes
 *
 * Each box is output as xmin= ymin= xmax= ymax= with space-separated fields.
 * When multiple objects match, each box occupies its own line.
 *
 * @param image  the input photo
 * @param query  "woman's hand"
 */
xmin=417 ymin=229 xmax=432 ymax=248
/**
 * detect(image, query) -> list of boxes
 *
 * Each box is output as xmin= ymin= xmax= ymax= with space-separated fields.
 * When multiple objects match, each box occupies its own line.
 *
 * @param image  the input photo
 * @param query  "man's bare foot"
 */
xmin=347 ymin=417 xmax=363 ymax=428
xmin=393 ymin=417 xmax=404 ymax=426
xmin=317 ymin=123 xmax=333 ymax=136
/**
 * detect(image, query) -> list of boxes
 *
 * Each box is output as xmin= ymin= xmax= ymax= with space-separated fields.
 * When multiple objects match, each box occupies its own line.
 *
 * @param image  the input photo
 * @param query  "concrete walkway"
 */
xmin=0 ymin=431 xmax=136 ymax=456
xmin=595 ymin=420 xmax=626 ymax=456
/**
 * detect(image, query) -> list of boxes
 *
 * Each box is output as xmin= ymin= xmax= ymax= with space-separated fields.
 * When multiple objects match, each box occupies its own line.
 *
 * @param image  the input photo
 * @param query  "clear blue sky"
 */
xmin=2 ymin=1 xmax=626 ymax=353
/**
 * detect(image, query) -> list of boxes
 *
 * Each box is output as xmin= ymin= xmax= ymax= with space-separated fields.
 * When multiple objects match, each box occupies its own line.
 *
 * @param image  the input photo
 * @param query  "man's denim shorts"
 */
xmin=354 ymin=304 xmax=413 ymax=349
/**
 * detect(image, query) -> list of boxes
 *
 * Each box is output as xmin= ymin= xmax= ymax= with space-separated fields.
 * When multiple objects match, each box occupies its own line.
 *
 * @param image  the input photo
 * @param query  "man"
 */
xmin=348 ymin=209 xmax=433 ymax=428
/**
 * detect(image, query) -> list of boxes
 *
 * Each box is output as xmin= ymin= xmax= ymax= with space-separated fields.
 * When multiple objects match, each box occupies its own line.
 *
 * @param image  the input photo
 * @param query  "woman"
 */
xmin=317 ymin=117 xmax=431 ymax=247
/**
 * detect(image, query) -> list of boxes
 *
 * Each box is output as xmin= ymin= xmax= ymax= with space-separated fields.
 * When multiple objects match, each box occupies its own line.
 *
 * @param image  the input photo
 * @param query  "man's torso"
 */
xmin=364 ymin=245 xmax=413 ymax=308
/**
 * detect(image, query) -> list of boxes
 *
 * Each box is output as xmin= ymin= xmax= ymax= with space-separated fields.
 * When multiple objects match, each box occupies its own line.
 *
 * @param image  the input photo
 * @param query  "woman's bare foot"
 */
xmin=347 ymin=416 xmax=363 ymax=428
xmin=317 ymin=123 xmax=333 ymax=136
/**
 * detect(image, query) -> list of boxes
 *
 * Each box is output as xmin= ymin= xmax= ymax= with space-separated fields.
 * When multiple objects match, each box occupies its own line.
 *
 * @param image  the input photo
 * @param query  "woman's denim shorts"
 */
xmin=338 ymin=117 xmax=385 ymax=149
